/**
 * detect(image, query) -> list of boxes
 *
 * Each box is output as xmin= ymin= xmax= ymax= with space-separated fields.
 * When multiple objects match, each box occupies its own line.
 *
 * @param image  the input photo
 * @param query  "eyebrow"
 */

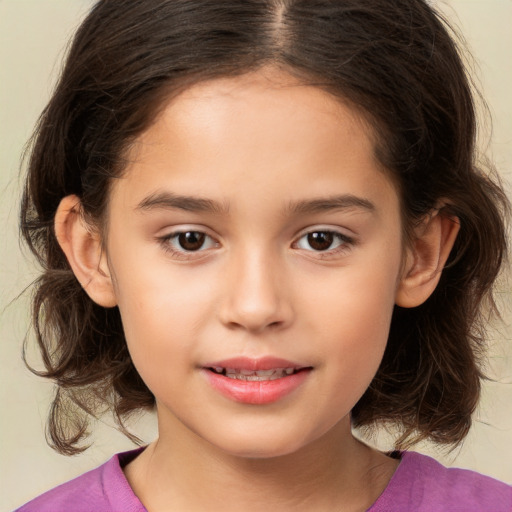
xmin=287 ymin=195 xmax=376 ymax=215
xmin=136 ymin=191 xmax=376 ymax=216
xmin=136 ymin=191 xmax=229 ymax=214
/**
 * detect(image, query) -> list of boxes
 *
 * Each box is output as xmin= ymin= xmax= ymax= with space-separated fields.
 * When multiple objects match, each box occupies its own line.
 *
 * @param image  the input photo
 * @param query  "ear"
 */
xmin=396 ymin=208 xmax=460 ymax=308
xmin=54 ymin=195 xmax=117 ymax=308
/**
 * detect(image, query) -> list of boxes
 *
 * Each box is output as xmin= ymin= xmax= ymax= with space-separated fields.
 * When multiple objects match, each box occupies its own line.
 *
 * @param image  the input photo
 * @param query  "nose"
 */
xmin=219 ymin=249 xmax=293 ymax=333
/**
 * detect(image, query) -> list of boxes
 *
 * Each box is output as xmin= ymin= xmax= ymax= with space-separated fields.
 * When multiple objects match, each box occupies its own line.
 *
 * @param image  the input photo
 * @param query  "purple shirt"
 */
xmin=15 ymin=449 xmax=512 ymax=511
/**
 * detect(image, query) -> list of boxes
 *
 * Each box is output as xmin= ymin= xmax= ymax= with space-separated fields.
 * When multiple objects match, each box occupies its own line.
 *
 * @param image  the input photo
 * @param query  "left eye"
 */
xmin=295 ymin=231 xmax=350 ymax=252
xmin=165 ymin=231 xmax=217 ymax=252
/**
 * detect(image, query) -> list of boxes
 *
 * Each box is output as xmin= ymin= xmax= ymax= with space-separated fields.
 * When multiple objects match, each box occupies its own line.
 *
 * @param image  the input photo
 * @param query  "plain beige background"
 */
xmin=1 ymin=1 xmax=511 ymax=510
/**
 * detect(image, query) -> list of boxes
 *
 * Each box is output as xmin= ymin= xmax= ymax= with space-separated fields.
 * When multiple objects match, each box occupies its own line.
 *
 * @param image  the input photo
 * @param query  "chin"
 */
xmin=223 ymin=443 xmax=304 ymax=460
xmin=206 ymin=425 xmax=318 ymax=460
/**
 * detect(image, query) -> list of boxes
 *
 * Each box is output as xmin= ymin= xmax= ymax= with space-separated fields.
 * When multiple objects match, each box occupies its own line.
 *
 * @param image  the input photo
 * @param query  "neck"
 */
xmin=124 ymin=417 xmax=397 ymax=512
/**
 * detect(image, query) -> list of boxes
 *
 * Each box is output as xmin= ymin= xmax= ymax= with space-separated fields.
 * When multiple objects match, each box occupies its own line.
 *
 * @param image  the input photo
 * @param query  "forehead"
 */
xmin=152 ymin=69 xmax=376 ymax=150
xmin=115 ymin=68 xmax=398 ymax=215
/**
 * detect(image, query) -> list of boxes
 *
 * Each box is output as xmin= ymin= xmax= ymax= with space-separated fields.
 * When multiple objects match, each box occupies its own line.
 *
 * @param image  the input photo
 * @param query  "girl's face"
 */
xmin=105 ymin=69 xmax=405 ymax=458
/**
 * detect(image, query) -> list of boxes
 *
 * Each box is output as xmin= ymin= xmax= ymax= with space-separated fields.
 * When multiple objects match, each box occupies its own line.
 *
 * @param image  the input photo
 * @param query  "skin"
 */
xmin=55 ymin=67 xmax=459 ymax=511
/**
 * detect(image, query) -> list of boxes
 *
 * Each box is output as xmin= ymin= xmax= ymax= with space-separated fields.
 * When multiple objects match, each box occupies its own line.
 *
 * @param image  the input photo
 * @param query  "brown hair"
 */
xmin=21 ymin=0 xmax=510 ymax=454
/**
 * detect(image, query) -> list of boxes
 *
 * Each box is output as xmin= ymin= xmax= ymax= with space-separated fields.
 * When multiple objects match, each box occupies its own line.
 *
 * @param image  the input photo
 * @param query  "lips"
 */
xmin=202 ymin=357 xmax=312 ymax=404
xmin=210 ymin=367 xmax=297 ymax=380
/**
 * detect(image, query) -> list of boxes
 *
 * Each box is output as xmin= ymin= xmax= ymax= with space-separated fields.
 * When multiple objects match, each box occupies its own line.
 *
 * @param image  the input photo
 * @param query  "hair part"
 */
xmin=21 ymin=0 xmax=510 ymax=454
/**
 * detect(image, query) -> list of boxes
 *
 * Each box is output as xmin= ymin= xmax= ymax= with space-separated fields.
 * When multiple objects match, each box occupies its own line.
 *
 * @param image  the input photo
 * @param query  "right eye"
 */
xmin=159 ymin=230 xmax=218 ymax=254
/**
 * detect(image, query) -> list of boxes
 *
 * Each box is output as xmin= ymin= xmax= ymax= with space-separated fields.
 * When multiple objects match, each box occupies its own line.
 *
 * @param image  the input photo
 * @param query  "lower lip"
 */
xmin=203 ymin=369 xmax=311 ymax=405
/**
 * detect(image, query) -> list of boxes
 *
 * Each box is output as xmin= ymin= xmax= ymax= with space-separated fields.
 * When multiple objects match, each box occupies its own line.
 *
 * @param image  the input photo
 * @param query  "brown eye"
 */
xmin=177 ymin=231 xmax=206 ymax=251
xmin=160 ymin=230 xmax=218 ymax=257
xmin=295 ymin=230 xmax=352 ymax=253
xmin=306 ymin=232 xmax=334 ymax=251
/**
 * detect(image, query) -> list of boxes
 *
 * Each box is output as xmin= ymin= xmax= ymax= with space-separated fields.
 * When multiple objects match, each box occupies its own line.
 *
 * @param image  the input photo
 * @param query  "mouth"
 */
xmin=207 ymin=367 xmax=304 ymax=381
xmin=202 ymin=357 xmax=312 ymax=404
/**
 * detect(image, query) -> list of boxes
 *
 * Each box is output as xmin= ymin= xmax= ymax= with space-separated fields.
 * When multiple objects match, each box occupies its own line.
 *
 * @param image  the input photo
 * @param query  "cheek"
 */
xmin=301 ymin=256 xmax=399 ymax=394
xmin=322 ymin=294 xmax=392 ymax=389
xmin=109 ymin=230 xmax=216 ymax=328
xmin=301 ymin=256 xmax=399 ymax=339
xmin=107 ymin=249 xmax=219 ymax=383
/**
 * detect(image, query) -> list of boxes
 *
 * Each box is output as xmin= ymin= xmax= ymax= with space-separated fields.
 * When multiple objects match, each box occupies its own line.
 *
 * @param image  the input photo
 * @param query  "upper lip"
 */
xmin=202 ymin=356 xmax=309 ymax=371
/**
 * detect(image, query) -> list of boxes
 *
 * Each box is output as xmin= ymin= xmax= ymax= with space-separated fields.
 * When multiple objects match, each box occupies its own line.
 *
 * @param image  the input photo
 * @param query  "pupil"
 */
xmin=308 ymin=232 xmax=333 ymax=251
xmin=178 ymin=232 xmax=205 ymax=251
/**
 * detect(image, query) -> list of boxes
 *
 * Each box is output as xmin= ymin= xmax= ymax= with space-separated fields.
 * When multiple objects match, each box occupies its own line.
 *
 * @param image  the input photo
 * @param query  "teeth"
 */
xmin=239 ymin=369 xmax=274 ymax=377
xmin=213 ymin=368 xmax=297 ymax=381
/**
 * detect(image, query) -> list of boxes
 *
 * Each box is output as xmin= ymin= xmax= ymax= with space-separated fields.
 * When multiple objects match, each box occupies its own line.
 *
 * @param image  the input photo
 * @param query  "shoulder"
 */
xmin=371 ymin=451 xmax=512 ymax=512
xmin=14 ymin=449 xmax=147 ymax=512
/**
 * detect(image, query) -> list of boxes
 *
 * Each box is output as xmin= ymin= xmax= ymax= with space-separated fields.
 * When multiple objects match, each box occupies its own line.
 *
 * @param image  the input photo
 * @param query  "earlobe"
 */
xmin=54 ymin=195 xmax=117 ymax=308
xmin=396 ymin=208 xmax=460 ymax=308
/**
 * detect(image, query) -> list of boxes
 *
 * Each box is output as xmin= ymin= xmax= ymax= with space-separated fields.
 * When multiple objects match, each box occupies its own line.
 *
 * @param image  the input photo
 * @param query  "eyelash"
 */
xmin=158 ymin=230 xmax=219 ymax=260
xmin=293 ymin=230 xmax=355 ymax=257
xmin=157 ymin=228 xmax=355 ymax=260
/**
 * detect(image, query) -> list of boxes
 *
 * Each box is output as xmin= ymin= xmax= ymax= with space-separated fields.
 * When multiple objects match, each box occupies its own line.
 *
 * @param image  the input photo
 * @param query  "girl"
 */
xmin=13 ymin=0 xmax=512 ymax=510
